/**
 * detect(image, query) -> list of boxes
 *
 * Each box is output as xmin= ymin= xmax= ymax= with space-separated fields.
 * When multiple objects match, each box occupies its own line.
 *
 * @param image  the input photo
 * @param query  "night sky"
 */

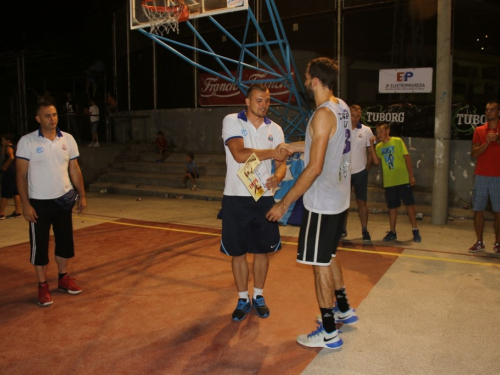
xmin=1 ymin=1 xmax=123 ymax=79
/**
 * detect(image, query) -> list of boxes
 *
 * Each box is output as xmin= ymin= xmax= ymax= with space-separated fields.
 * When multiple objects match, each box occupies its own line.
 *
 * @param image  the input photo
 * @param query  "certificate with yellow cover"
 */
xmin=237 ymin=153 xmax=269 ymax=201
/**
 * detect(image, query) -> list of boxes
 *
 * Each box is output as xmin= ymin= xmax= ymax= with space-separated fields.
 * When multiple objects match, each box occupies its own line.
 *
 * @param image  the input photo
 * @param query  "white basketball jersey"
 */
xmin=303 ymin=99 xmax=352 ymax=214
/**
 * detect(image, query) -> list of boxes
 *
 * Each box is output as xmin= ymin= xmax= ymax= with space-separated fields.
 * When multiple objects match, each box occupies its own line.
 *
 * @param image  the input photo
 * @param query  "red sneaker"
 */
xmin=468 ymin=241 xmax=485 ymax=253
xmin=494 ymin=243 xmax=500 ymax=254
xmin=58 ymin=274 xmax=82 ymax=295
xmin=38 ymin=283 xmax=53 ymax=307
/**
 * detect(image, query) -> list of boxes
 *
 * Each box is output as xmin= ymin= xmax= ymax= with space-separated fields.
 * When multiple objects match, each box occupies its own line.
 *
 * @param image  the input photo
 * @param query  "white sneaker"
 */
xmin=88 ymin=142 xmax=94 ymax=147
xmin=191 ymin=184 xmax=198 ymax=191
xmin=94 ymin=142 xmax=100 ymax=147
xmin=296 ymin=323 xmax=343 ymax=349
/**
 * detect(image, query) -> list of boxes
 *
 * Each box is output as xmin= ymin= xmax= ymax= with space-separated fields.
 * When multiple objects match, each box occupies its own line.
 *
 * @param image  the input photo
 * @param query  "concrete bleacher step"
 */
xmin=88 ymin=149 xmax=227 ymax=199
xmin=108 ymin=160 xmax=226 ymax=176
xmin=88 ymin=182 xmax=223 ymax=201
xmin=138 ymin=151 xmax=226 ymax=164
xmin=96 ymin=169 xmax=226 ymax=190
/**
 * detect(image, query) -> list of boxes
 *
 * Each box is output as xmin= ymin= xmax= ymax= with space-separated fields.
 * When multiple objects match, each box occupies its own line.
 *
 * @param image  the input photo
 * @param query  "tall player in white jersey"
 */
xmin=267 ymin=57 xmax=358 ymax=349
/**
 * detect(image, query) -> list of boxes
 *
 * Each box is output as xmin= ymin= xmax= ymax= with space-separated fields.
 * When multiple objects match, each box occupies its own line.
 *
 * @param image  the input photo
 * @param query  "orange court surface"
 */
xmin=1 ymin=193 xmax=500 ymax=375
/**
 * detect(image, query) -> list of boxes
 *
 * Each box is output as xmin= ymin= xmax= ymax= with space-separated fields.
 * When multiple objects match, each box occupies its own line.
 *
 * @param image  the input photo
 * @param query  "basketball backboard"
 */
xmin=130 ymin=0 xmax=249 ymax=30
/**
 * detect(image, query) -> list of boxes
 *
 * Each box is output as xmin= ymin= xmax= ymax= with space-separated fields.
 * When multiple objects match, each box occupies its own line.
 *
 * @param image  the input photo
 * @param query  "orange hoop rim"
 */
xmin=141 ymin=0 xmax=185 ymax=13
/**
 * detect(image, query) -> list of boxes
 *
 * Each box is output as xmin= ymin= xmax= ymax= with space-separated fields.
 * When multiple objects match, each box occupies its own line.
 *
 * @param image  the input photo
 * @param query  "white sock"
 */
xmin=238 ymin=291 xmax=249 ymax=302
xmin=254 ymin=287 xmax=263 ymax=298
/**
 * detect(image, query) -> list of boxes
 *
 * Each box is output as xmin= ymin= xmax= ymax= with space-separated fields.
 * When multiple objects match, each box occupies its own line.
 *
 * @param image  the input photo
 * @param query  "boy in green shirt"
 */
xmin=370 ymin=123 xmax=421 ymax=242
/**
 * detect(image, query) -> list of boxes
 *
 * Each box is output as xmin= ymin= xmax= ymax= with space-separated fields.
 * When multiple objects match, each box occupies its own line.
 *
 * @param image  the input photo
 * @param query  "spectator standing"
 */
xmin=370 ymin=123 xmax=421 ymax=242
xmin=16 ymin=101 xmax=87 ymax=307
xmin=88 ymin=98 xmax=100 ymax=147
xmin=1 ymin=133 xmax=22 ymax=219
xmin=267 ymin=58 xmax=357 ymax=350
xmin=66 ymin=93 xmax=80 ymax=143
xmin=341 ymin=104 xmax=373 ymax=242
xmin=468 ymin=100 xmax=500 ymax=253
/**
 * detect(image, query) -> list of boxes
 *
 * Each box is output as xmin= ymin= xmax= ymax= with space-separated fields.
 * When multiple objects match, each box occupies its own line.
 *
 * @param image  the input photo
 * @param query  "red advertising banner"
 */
xmin=198 ymin=68 xmax=296 ymax=106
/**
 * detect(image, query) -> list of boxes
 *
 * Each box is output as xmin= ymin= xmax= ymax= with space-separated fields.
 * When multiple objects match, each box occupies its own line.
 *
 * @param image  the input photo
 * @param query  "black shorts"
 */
xmin=297 ymin=208 xmax=347 ymax=266
xmin=220 ymin=195 xmax=281 ymax=257
xmin=384 ymin=184 xmax=416 ymax=209
xmin=29 ymin=199 xmax=75 ymax=266
xmin=351 ymin=169 xmax=368 ymax=201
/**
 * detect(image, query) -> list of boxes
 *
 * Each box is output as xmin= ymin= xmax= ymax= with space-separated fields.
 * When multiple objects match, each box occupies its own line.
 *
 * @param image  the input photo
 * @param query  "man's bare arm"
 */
xmin=471 ymin=142 xmax=489 ymax=159
xmin=403 ymin=154 xmax=416 ymax=186
xmin=265 ymin=159 xmax=287 ymax=190
xmin=226 ymin=137 xmax=283 ymax=163
xmin=366 ymin=145 xmax=373 ymax=171
xmin=370 ymin=137 xmax=380 ymax=165
xmin=69 ymin=159 xmax=87 ymax=214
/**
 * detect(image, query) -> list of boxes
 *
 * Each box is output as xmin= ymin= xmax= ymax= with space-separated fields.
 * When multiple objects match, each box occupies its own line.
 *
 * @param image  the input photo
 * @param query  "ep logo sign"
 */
xmin=397 ymin=72 xmax=414 ymax=81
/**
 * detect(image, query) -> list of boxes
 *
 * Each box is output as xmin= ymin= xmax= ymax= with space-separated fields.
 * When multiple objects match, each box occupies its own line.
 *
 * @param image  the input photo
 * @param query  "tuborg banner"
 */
xmin=357 ymin=102 xmax=487 ymax=140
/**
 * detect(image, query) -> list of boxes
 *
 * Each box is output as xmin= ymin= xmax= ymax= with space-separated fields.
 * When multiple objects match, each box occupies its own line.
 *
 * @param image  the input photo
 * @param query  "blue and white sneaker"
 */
xmin=296 ymin=322 xmax=343 ymax=349
xmin=334 ymin=307 xmax=359 ymax=325
xmin=252 ymin=295 xmax=270 ymax=318
xmin=232 ymin=298 xmax=251 ymax=322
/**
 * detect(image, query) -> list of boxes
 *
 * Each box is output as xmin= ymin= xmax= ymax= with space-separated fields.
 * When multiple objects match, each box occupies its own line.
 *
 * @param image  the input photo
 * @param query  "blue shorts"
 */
xmin=472 ymin=175 xmax=500 ymax=212
xmin=220 ymin=195 xmax=281 ymax=257
xmin=351 ymin=169 xmax=368 ymax=201
xmin=385 ymin=184 xmax=416 ymax=209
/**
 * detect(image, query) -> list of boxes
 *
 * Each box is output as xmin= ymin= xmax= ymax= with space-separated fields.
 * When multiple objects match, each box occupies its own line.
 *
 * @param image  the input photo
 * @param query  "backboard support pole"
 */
xmin=136 ymin=0 xmax=311 ymax=140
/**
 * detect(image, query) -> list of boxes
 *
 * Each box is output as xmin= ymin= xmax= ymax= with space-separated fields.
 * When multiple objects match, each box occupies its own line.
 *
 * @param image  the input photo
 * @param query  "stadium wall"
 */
xmin=113 ymin=108 xmax=476 ymax=207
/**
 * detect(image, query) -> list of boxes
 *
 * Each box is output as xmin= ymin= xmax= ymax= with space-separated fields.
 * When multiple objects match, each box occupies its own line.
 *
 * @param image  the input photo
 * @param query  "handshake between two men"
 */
xmin=272 ymin=142 xmax=304 ymax=162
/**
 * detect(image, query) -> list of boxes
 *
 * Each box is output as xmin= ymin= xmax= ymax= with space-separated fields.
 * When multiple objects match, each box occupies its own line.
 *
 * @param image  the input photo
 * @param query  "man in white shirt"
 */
xmin=88 ymin=98 xmax=100 ymax=147
xmin=267 ymin=57 xmax=358 ymax=350
xmin=220 ymin=83 xmax=287 ymax=322
xmin=16 ymin=101 xmax=87 ymax=307
xmin=341 ymin=104 xmax=373 ymax=242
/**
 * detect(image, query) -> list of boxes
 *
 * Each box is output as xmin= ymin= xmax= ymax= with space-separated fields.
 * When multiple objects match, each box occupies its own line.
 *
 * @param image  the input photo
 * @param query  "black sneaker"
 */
xmin=0 ymin=214 xmax=5 ymax=220
xmin=6 ymin=212 xmax=22 ymax=219
xmin=383 ymin=231 xmax=397 ymax=242
xmin=232 ymin=298 xmax=251 ymax=321
xmin=252 ymin=295 xmax=270 ymax=318
xmin=412 ymin=229 xmax=422 ymax=243
xmin=341 ymin=231 xmax=347 ymax=239
xmin=362 ymin=230 xmax=371 ymax=242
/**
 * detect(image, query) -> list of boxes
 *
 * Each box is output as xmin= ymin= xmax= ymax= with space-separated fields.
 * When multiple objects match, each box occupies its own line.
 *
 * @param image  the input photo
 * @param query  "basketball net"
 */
xmin=141 ymin=0 xmax=189 ymax=36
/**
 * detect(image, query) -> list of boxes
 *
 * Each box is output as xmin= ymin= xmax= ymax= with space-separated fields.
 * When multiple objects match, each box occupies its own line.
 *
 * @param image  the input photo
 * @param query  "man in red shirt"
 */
xmin=469 ymin=100 xmax=500 ymax=253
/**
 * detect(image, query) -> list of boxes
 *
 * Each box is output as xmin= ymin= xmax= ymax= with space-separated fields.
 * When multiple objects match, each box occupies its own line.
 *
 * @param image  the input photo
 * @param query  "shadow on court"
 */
xmin=0 ymin=219 xmax=401 ymax=375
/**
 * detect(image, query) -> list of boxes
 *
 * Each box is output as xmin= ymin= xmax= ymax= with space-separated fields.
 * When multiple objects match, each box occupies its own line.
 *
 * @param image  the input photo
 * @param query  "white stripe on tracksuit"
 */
xmin=30 ymin=222 xmax=37 ymax=264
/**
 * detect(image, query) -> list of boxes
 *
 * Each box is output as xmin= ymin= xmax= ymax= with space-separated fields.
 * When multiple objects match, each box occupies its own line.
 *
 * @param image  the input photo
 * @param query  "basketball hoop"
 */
xmin=141 ymin=0 xmax=189 ymax=35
